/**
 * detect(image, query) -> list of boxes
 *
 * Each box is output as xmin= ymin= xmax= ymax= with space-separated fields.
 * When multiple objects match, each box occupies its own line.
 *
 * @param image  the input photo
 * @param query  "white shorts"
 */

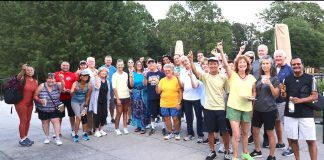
xmin=284 ymin=116 xmax=316 ymax=140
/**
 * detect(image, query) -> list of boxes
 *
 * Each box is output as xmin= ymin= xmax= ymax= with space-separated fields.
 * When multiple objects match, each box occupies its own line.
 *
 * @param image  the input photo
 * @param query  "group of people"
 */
xmin=13 ymin=42 xmax=319 ymax=160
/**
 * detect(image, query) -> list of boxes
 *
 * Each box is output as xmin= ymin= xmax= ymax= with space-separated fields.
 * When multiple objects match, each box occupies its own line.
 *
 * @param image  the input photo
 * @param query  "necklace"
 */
xmin=238 ymin=74 xmax=247 ymax=79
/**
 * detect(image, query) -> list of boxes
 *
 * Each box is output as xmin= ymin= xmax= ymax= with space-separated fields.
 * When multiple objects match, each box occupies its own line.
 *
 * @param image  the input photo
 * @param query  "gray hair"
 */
xmin=244 ymin=51 xmax=255 ymax=61
xmin=273 ymin=49 xmax=287 ymax=58
xmin=163 ymin=63 xmax=174 ymax=70
xmin=86 ymin=57 xmax=95 ymax=62
xmin=258 ymin=44 xmax=268 ymax=54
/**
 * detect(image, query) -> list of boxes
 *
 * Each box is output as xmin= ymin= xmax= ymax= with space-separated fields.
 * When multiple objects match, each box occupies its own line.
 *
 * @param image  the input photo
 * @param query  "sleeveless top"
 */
xmin=71 ymin=83 xmax=89 ymax=103
xmin=38 ymin=84 xmax=61 ymax=112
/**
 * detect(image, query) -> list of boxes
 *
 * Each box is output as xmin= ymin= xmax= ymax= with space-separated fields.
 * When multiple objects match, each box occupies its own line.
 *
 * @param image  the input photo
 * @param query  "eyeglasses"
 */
xmin=292 ymin=63 xmax=301 ymax=66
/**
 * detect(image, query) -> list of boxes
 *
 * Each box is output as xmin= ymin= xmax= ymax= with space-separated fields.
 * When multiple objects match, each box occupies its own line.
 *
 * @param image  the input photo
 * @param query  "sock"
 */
xmin=151 ymin=122 xmax=155 ymax=129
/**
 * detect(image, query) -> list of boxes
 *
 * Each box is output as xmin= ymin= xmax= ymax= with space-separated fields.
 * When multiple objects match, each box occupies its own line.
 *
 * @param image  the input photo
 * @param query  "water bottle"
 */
xmin=288 ymin=96 xmax=295 ymax=113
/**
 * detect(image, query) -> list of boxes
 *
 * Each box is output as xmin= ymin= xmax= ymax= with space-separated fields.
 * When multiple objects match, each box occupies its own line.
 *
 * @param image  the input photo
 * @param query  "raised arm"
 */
xmin=57 ymin=73 xmax=65 ymax=92
xmin=188 ymin=71 xmax=199 ymax=88
xmin=188 ymin=51 xmax=201 ymax=79
xmin=17 ymin=64 xmax=27 ymax=80
xmin=235 ymin=45 xmax=245 ymax=61
xmin=216 ymin=42 xmax=232 ymax=78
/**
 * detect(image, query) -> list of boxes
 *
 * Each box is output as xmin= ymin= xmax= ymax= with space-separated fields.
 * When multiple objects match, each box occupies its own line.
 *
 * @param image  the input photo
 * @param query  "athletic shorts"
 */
xmin=226 ymin=107 xmax=252 ymax=122
xmin=148 ymin=99 xmax=160 ymax=118
xmin=203 ymin=109 xmax=229 ymax=133
xmin=114 ymin=98 xmax=131 ymax=106
xmin=38 ymin=110 xmax=61 ymax=120
xmin=220 ymin=118 xmax=232 ymax=136
xmin=161 ymin=107 xmax=180 ymax=117
xmin=284 ymin=116 xmax=316 ymax=140
xmin=276 ymin=102 xmax=285 ymax=122
xmin=252 ymin=109 xmax=277 ymax=130
xmin=61 ymin=99 xmax=75 ymax=118
xmin=71 ymin=101 xmax=85 ymax=117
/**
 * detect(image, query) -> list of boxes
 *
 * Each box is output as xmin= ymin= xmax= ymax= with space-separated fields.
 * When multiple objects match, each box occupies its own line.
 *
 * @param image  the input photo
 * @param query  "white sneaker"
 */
xmin=44 ymin=138 xmax=50 ymax=144
xmin=71 ymin=131 xmax=75 ymax=137
xmin=94 ymin=131 xmax=102 ymax=137
xmin=55 ymin=139 xmax=63 ymax=146
xmin=100 ymin=130 xmax=107 ymax=136
xmin=175 ymin=133 xmax=181 ymax=140
xmin=123 ymin=128 xmax=129 ymax=135
xmin=218 ymin=143 xmax=225 ymax=153
xmin=115 ymin=129 xmax=122 ymax=135
xmin=164 ymin=133 xmax=174 ymax=140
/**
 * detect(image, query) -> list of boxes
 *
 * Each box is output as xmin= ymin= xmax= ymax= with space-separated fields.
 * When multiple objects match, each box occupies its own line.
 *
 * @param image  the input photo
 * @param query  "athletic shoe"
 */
xmin=71 ymin=131 xmax=75 ymax=137
xmin=100 ymin=129 xmax=107 ymax=136
xmin=87 ymin=131 xmax=93 ymax=135
xmin=203 ymin=138 xmax=219 ymax=145
xmin=149 ymin=128 xmax=155 ymax=136
xmin=44 ymin=138 xmax=50 ymax=144
xmin=19 ymin=139 xmax=31 ymax=147
xmin=224 ymin=152 xmax=231 ymax=160
xmin=250 ymin=149 xmax=262 ymax=158
xmin=266 ymin=155 xmax=276 ymax=160
xmin=55 ymin=138 xmax=63 ymax=146
xmin=218 ymin=144 xmax=233 ymax=154
xmin=282 ymin=148 xmax=294 ymax=157
xmin=183 ymin=135 xmax=195 ymax=141
xmin=205 ymin=150 xmax=216 ymax=160
xmin=276 ymin=143 xmax=285 ymax=150
xmin=248 ymin=135 xmax=254 ymax=145
xmin=73 ymin=135 xmax=79 ymax=143
xmin=123 ymin=128 xmax=129 ymax=135
xmin=94 ymin=131 xmax=102 ymax=137
xmin=134 ymin=127 xmax=141 ymax=132
xmin=242 ymin=153 xmax=254 ymax=160
xmin=115 ymin=129 xmax=122 ymax=136
xmin=155 ymin=117 xmax=161 ymax=123
xmin=175 ymin=133 xmax=181 ymax=140
xmin=162 ymin=128 xmax=167 ymax=136
xmin=82 ymin=133 xmax=90 ymax=141
xmin=197 ymin=136 xmax=204 ymax=143
xmin=164 ymin=133 xmax=174 ymax=140
xmin=25 ymin=138 xmax=34 ymax=145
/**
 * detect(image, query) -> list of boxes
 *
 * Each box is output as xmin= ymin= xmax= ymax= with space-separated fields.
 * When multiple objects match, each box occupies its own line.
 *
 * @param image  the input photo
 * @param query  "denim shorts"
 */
xmin=161 ymin=107 xmax=180 ymax=117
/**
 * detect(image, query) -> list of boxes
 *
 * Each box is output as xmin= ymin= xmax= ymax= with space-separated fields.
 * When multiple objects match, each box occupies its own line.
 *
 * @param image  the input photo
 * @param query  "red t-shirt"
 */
xmin=55 ymin=71 xmax=76 ymax=100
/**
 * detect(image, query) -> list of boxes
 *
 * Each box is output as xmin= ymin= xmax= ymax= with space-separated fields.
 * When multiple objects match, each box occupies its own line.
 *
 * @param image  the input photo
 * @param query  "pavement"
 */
xmin=0 ymin=101 xmax=323 ymax=160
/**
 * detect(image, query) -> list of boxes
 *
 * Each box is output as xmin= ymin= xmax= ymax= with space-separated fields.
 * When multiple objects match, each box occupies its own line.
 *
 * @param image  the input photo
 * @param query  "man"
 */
xmin=281 ymin=57 xmax=318 ymax=160
xmin=84 ymin=57 xmax=98 ymax=135
xmin=143 ymin=59 xmax=166 ymax=135
xmin=55 ymin=61 xmax=77 ymax=137
xmin=173 ymin=54 xmax=184 ymax=76
xmin=194 ymin=51 xmax=205 ymax=72
xmin=249 ymin=44 xmax=270 ymax=148
xmin=189 ymin=51 xmax=231 ymax=160
xmin=273 ymin=49 xmax=294 ymax=156
xmin=99 ymin=55 xmax=117 ymax=124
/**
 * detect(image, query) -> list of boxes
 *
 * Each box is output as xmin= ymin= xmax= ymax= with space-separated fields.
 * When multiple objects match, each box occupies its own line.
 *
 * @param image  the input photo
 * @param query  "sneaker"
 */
xmin=197 ymin=136 xmax=204 ymax=143
xmin=203 ymin=138 xmax=219 ymax=145
xmin=282 ymin=148 xmax=293 ymax=157
xmin=71 ymin=131 xmax=75 ymax=137
xmin=149 ymin=128 xmax=155 ymax=136
xmin=111 ymin=119 xmax=115 ymax=123
xmin=162 ymin=128 xmax=167 ymax=136
xmin=163 ymin=133 xmax=174 ymax=140
xmin=115 ymin=129 xmax=122 ymax=136
xmin=224 ymin=152 xmax=231 ymax=160
xmin=19 ymin=139 xmax=32 ymax=147
xmin=94 ymin=131 xmax=102 ymax=137
xmin=127 ymin=119 xmax=131 ymax=125
xmin=82 ymin=133 xmax=90 ymax=141
xmin=73 ymin=135 xmax=79 ymax=143
xmin=100 ymin=130 xmax=107 ymax=136
xmin=262 ymin=140 xmax=269 ymax=148
xmin=205 ymin=150 xmax=216 ymax=160
xmin=250 ymin=149 xmax=262 ymax=158
xmin=123 ymin=128 xmax=129 ymax=135
xmin=25 ymin=138 xmax=34 ymax=145
xmin=275 ymin=143 xmax=285 ymax=150
xmin=218 ymin=144 xmax=225 ymax=153
xmin=248 ymin=135 xmax=254 ymax=145
xmin=175 ymin=133 xmax=181 ymax=140
xmin=266 ymin=155 xmax=276 ymax=160
xmin=155 ymin=117 xmax=161 ymax=123
xmin=242 ymin=153 xmax=254 ymax=160
xmin=203 ymin=138 xmax=209 ymax=144
xmin=55 ymin=138 xmax=63 ymax=146
xmin=183 ymin=135 xmax=195 ymax=141
xmin=44 ymin=138 xmax=50 ymax=144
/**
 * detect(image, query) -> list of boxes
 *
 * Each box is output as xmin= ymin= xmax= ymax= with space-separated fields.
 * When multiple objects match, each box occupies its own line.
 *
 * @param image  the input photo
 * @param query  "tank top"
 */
xmin=38 ymin=84 xmax=61 ymax=112
xmin=71 ymin=83 xmax=89 ymax=103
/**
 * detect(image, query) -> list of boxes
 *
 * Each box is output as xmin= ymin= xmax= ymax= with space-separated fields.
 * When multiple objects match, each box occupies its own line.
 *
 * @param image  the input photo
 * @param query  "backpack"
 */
xmin=4 ymin=75 xmax=24 ymax=104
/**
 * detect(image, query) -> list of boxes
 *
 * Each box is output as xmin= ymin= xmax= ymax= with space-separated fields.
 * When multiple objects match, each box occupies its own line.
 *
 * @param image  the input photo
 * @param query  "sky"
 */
xmin=136 ymin=1 xmax=324 ymax=30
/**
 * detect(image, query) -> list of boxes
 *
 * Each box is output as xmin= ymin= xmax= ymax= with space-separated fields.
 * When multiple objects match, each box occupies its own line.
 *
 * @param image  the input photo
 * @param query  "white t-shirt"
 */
xmin=112 ymin=71 xmax=130 ymax=99
xmin=179 ymin=69 xmax=200 ymax=100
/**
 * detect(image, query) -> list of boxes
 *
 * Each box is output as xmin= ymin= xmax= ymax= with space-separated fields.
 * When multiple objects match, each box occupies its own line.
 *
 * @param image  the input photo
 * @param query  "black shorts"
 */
xmin=148 ymin=99 xmax=160 ymax=118
xmin=60 ymin=99 xmax=75 ymax=118
xmin=38 ymin=110 xmax=61 ymax=120
xmin=252 ymin=109 xmax=277 ymax=130
xmin=203 ymin=109 xmax=229 ymax=133
xmin=114 ymin=98 xmax=131 ymax=106
xmin=220 ymin=118 xmax=232 ymax=136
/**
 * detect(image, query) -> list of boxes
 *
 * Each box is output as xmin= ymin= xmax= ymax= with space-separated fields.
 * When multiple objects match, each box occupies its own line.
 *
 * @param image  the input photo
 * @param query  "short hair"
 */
xmin=61 ymin=61 xmax=70 ymax=66
xmin=163 ymin=63 xmax=174 ymax=70
xmin=180 ymin=55 xmax=188 ymax=63
xmin=258 ymin=44 xmax=268 ymax=54
xmin=127 ymin=58 xmax=134 ymax=62
xmin=259 ymin=55 xmax=277 ymax=77
xmin=86 ymin=57 xmax=95 ymax=62
xmin=291 ymin=56 xmax=303 ymax=65
xmin=234 ymin=56 xmax=251 ymax=75
xmin=98 ymin=67 xmax=108 ymax=78
xmin=274 ymin=49 xmax=287 ymax=58
xmin=105 ymin=55 xmax=112 ymax=59
xmin=116 ymin=59 xmax=124 ymax=64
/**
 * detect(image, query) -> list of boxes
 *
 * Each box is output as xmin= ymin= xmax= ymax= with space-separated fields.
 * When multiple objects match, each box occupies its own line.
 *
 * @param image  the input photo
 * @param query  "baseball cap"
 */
xmin=147 ymin=59 xmax=156 ymax=64
xmin=79 ymin=60 xmax=86 ymax=65
xmin=208 ymin=57 xmax=219 ymax=62
xmin=80 ymin=70 xmax=90 ymax=76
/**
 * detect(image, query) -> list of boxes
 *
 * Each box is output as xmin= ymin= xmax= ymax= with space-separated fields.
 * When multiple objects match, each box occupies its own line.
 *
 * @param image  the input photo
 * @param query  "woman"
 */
xmin=70 ymin=70 xmax=92 ymax=142
xmin=250 ymin=55 xmax=279 ymax=160
xmin=34 ymin=73 xmax=65 ymax=146
xmin=89 ymin=67 xmax=110 ymax=138
xmin=244 ymin=51 xmax=255 ymax=65
xmin=219 ymin=42 xmax=256 ymax=160
xmin=129 ymin=61 xmax=149 ymax=133
xmin=125 ymin=58 xmax=134 ymax=125
xmin=156 ymin=64 xmax=182 ymax=140
xmin=15 ymin=64 xmax=38 ymax=147
xmin=74 ymin=60 xmax=88 ymax=78
xmin=112 ymin=59 xmax=131 ymax=135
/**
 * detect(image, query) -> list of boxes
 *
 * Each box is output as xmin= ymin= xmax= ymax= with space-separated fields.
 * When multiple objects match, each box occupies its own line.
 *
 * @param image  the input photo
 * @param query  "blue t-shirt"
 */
xmin=146 ymin=71 xmax=165 ymax=100
xmin=133 ymin=72 xmax=144 ymax=89
xmin=99 ymin=65 xmax=117 ymax=91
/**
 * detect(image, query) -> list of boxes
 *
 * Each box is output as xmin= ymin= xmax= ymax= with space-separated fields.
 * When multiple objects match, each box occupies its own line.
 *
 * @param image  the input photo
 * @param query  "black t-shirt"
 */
xmin=284 ymin=74 xmax=315 ymax=118
xmin=146 ymin=71 xmax=165 ymax=100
